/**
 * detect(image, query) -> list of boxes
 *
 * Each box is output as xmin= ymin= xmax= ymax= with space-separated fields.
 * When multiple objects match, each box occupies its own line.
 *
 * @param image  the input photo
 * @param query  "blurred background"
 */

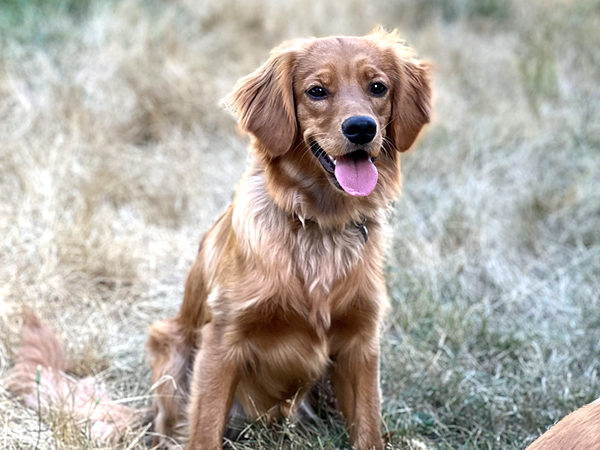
xmin=0 ymin=0 xmax=599 ymax=448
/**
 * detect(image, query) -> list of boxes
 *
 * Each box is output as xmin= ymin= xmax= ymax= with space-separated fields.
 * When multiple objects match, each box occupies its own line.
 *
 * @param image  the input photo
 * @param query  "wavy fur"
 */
xmin=6 ymin=313 xmax=145 ymax=443
xmin=148 ymin=28 xmax=431 ymax=450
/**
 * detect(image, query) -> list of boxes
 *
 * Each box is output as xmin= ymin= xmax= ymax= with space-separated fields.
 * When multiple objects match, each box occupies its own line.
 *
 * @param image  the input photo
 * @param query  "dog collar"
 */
xmin=295 ymin=215 xmax=369 ymax=244
xmin=353 ymin=217 xmax=369 ymax=243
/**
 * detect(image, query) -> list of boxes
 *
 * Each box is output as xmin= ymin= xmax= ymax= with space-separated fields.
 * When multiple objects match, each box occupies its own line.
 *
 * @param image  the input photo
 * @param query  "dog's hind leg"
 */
xmin=147 ymin=208 xmax=231 ymax=446
xmin=147 ymin=317 xmax=193 ymax=445
xmin=147 ymin=255 xmax=212 ymax=446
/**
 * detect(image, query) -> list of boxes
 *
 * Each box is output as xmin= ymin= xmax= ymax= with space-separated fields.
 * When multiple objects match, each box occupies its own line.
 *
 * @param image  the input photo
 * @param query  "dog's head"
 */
xmin=225 ymin=28 xmax=431 ymax=210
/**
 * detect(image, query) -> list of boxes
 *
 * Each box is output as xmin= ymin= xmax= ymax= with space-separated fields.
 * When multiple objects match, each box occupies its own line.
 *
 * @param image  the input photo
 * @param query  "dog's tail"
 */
xmin=9 ymin=311 xmax=69 ymax=370
xmin=5 ymin=313 xmax=146 ymax=443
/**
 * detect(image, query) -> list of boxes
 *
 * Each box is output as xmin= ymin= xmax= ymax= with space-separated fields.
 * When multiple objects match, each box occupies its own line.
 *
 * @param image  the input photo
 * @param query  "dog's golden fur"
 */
xmin=147 ymin=28 xmax=431 ymax=450
xmin=5 ymin=313 xmax=144 ymax=443
xmin=526 ymin=400 xmax=600 ymax=450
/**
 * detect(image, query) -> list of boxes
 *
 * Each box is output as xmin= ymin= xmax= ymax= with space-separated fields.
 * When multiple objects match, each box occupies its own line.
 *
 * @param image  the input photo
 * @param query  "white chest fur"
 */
xmin=232 ymin=172 xmax=369 ymax=295
xmin=292 ymin=223 xmax=366 ymax=294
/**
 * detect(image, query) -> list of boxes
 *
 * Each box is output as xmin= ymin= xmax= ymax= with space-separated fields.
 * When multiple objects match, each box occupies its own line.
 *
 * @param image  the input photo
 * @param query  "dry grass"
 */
xmin=1 ymin=0 xmax=599 ymax=448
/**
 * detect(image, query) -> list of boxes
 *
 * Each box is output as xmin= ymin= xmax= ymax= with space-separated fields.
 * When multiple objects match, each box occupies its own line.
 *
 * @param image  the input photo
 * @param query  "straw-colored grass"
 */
xmin=1 ymin=0 xmax=599 ymax=448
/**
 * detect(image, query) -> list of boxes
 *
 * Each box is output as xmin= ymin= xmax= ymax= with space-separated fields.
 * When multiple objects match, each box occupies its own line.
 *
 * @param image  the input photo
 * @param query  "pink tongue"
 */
xmin=334 ymin=155 xmax=378 ymax=196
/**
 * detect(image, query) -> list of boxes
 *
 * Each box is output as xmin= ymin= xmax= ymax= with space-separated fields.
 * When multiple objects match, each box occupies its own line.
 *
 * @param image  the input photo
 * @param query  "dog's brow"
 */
xmin=360 ymin=64 xmax=386 ymax=79
xmin=305 ymin=69 xmax=334 ymax=87
xmin=347 ymin=58 xmax=385 ymax=82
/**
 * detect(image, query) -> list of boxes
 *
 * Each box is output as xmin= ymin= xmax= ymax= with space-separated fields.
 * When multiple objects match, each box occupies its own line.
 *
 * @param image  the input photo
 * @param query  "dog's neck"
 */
xmin=295 ymin=212 xmax=369 ymax=243
xmin=252 ymin=152 xmax=388 ymax=232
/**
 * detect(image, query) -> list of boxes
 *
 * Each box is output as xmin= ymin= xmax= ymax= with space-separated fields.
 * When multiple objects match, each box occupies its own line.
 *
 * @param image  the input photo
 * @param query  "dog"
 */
xmin=146 ymin=27 xmax=432 ymax=450
xmin=526 ymin=399 xmax=600 ymax=449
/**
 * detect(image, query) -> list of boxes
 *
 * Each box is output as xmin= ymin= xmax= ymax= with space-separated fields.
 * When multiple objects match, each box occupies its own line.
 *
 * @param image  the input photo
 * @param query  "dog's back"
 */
xmin=527 ymin=400 xmax=600 ymax=450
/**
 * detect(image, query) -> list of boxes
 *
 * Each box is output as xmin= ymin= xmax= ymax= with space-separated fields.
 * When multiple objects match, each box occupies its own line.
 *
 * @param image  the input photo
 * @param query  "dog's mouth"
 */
xmin=310 ymin=141 xmax=378 ymax=197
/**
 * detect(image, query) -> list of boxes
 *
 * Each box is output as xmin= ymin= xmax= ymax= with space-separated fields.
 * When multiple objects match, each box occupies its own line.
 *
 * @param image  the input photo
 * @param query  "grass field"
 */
xmin=1 ymin=0 xmax=599 ymax=448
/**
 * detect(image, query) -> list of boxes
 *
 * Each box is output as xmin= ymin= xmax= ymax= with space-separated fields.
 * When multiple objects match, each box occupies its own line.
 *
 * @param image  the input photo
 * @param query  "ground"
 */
xmin=1 ymin=0 xmax=599 ymax=448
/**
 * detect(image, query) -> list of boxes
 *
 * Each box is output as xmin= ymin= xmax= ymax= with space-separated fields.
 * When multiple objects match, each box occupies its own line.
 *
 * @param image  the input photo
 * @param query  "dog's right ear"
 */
xmin=370 ymin=28 xmax=432 ymax=153
xmin=223 ymin=42 xmax=300 ymax=157
xmin=387 ymin=56 xmax=432 ymax=153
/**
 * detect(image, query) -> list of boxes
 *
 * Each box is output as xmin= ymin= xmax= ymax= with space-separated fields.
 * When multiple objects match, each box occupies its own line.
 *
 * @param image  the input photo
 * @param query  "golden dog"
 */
xmin=147 ymin=27 xmax=432 ymax=450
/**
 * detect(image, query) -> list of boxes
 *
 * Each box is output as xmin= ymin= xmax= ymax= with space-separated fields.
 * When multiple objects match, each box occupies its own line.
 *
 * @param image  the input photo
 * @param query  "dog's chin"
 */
xmin=309 ymin=141 xmax=378 ymax=197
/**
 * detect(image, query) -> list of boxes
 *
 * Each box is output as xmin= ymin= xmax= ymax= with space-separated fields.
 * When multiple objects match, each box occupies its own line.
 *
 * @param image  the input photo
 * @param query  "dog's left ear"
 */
xmin=223 ymin=43 xmax=299 ymax=157
xmin=386 ymin=52 xmax=432 ymax=153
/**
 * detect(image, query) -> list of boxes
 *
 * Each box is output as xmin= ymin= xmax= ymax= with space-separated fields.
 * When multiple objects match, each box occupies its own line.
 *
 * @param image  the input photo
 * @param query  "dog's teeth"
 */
xmin=333 ymin=158 xmax=337 ymax=165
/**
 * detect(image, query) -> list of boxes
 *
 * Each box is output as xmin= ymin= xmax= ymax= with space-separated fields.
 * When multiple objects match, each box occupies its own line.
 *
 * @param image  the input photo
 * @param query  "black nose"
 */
xmin=341 ymin=116 xmax=377 ymax=145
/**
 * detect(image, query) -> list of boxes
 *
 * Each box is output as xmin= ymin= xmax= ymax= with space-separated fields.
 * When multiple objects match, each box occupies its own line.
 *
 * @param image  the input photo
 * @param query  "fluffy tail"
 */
xmin=5 ymin=313 xmax=145 ymax=443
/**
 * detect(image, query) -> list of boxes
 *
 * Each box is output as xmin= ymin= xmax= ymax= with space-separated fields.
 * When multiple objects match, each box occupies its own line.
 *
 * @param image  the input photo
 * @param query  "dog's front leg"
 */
xmin=187 ymin=323 xmax=240 ymax=450
xmin=331 ymin=343 xmax=383 ymax=450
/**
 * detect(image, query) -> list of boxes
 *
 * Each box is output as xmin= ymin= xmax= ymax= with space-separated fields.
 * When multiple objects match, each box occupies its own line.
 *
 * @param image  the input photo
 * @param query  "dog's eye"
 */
xmin=306 ymin=86 xmax=327 ymax=99
xmin=370 ymin=82 xmax=388 ymax=96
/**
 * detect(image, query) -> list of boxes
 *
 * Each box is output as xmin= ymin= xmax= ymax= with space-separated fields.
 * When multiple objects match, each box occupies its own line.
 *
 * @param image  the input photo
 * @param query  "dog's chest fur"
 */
xmin=231 ymin=170 xmax=372 ymax=299
xmin=293 ymin=220 xmax=367 ymax=294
